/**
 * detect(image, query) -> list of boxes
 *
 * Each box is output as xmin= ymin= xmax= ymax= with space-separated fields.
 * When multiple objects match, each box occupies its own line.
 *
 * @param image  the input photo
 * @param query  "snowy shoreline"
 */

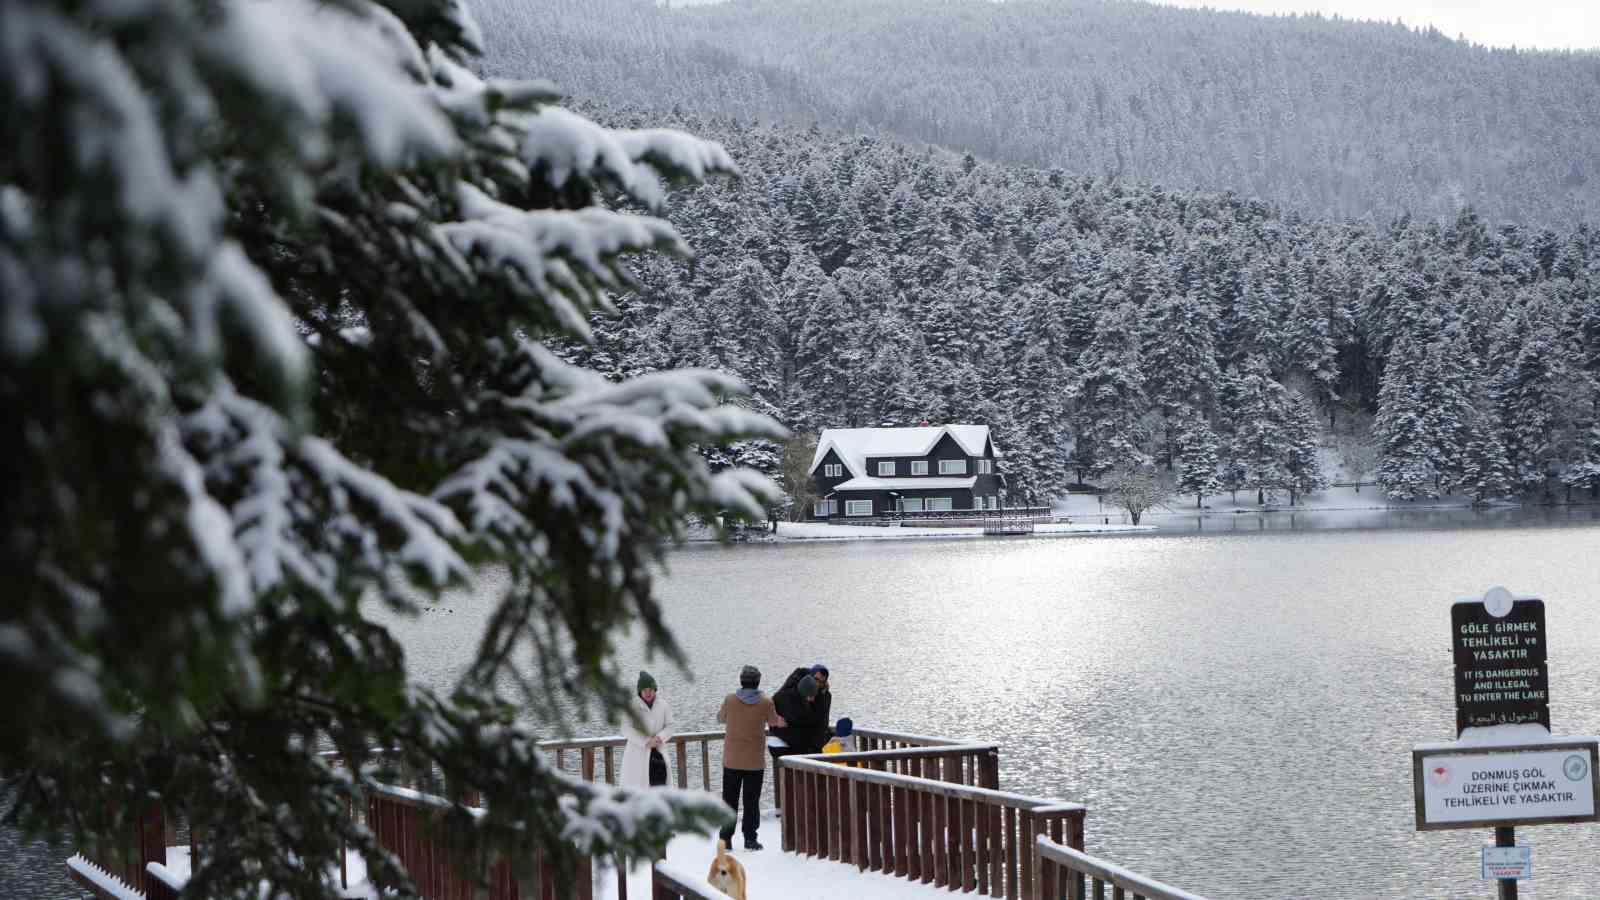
xmin=768 ymin=520 xmax=1155 ymax=541
xmin=680 ymin=483 xmax=1599 ymax=545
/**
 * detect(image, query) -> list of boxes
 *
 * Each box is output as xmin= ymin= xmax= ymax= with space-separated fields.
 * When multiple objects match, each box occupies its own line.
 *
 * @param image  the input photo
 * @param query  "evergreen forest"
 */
xmin=558 ymin=104 xmax=1600 ymax=507
xmin=477 ymin=0 xmax=1600 ymax=224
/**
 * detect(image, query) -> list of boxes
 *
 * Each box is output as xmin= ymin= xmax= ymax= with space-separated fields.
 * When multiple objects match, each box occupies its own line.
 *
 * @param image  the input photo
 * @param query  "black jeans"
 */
xmin=719 ymin=767 xmax=764 ymax=843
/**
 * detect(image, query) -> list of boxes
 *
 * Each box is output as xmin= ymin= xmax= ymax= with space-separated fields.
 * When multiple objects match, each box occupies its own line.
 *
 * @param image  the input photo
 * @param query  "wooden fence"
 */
xmin=368 ymin=783 xmax=584 ymax=900
xmin=539 ymin=730 xmax=726 ymax=792
xmin=1033 ymin=837 xmax=1208 ymax=900
xmin=777 ymin=753 xmax=1086 ymax=900
xmin=66 ymin=804 xmax=179 ymax=900
xmin=648 ymin=859 xmax=727 ymax=900
xmin=66 ymin=724 xmax=1214 ymax=900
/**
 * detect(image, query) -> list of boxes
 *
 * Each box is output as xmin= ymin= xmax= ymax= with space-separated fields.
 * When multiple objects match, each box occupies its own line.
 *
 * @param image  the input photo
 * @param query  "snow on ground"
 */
xmin=772 ymin=520 xmax=1152 ymax=541
xmin=596 ymin=813 xmax=939 ymax=900
xmin=1055 ymin=482 xmax=1526 ymax=524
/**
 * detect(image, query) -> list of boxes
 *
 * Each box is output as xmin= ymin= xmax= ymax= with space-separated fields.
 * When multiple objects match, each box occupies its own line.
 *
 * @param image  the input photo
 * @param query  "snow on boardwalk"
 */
xmin=598 ymin=814 xmax=937 ymax=900
xmin=773 ymin=521 xmax=1152 ymax=541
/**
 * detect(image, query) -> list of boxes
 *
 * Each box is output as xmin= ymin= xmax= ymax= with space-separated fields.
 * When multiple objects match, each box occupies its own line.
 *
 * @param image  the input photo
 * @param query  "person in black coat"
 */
xmin=772 ymin=664 xmax=831 ymax=754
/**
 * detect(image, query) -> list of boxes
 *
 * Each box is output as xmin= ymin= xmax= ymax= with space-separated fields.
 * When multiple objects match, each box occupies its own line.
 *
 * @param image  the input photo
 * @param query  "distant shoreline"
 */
xmin=681 ymin=487 xmax=1600 ymax=545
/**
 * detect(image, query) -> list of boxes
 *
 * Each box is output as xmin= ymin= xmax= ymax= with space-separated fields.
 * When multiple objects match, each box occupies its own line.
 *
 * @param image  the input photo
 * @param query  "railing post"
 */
xmin=1034 ymin=843 xmax=1054 ymax=900
xmin=138 ymin=804 xmax=167 ymax=897
xmin=784 ymin=762 xmax=799 ymax=853
xmin=1020 ymin=811 xmax=1036 ymax=900
xmin=674 ymin=738 xmax=688 ymax=788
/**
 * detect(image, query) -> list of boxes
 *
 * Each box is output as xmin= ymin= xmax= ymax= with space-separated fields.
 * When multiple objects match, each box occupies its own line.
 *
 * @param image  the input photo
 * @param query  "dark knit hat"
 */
xmin=798 ymin=674 xmax=819 ymax=700
xmin=637 ymin=671 xmax=657 ymax=694
xmin=809 ymin=663 xmax=829 ymax=678
xmin=739 ymin=665 xmax=761 ymax=688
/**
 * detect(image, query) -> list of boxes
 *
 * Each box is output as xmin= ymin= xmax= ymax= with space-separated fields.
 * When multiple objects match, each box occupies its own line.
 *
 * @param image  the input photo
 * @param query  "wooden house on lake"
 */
xmin=808 ymin=424 xmax=1004 ymax=519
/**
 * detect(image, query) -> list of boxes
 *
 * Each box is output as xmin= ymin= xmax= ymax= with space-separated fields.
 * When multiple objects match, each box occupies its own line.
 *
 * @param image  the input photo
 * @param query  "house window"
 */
xmin=845 ymin=499 xmax=873 ymax=517
xmin=938 ymin=459 xmax=968 ymax=475
xmin=877 ymin=461 xmax=896 ymax=476
xmin=824 ymin=464 xmax=842 ymax=477
xmin=990 ymin=496 xmax=1000 ymax=509
xmin=911 ymin=460 xmax=929 ymax=475
xmin=814 ymin=499 xmax=836 ymax=517
xmin=900 ymin=498 xmax=925 ymax=512
xmin=976 ymin=459 xmax=993 ymax=474
xmin=927 ymin=497 xmax=953 ymax=511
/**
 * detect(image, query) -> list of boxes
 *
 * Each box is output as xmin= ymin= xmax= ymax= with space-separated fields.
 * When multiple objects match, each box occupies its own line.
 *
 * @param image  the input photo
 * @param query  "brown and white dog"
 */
xmin=705 ymin=839 xmax=748 ymax=900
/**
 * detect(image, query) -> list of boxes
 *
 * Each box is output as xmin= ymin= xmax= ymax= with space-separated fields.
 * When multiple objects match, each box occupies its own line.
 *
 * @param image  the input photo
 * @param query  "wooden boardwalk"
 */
xmin=69 ymin=726 xmax=1210 ymax=900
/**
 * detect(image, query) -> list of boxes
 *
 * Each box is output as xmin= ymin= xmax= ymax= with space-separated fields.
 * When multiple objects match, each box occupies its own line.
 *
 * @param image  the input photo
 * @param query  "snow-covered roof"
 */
xmin=809 ymin=425 xmax=997 ymax=477
xmin=830 ymin=476 xmax=979 ymax=492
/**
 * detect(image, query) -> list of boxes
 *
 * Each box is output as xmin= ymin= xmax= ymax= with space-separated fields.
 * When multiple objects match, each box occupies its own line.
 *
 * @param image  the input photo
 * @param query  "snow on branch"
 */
xmin=297 ymin=438 xmax=469 ymax=590
xmin=207 ymin=0 xmax=457 ymax=167
xmin=439 ymin=184 xmax=686 ymax=337
xmin=184 ymin=387 xmax=470 ymax=598
xmin=516 ymin=106 xmax=736 ymax=213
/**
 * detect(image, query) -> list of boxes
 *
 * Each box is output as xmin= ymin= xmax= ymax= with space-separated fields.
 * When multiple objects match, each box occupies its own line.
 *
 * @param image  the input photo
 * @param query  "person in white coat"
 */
xmin=621 ymin=670 xmax=673 ymax=789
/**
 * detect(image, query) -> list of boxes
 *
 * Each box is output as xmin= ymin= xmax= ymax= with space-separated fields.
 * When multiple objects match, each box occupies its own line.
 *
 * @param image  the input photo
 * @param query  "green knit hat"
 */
xmin=637 ymin=671 xmax=657 ymax=694
xmin=798 ymin=674 xmax=818 ymax=700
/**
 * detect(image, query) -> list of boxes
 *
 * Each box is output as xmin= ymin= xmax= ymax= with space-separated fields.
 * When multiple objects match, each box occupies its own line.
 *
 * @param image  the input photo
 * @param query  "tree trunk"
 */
xmin=1130 ymin=510 xmax=1142 ymax=525
xmin=1257 ymin=487 xmax=1264 ymax=505
xmin=1195 ymin=493 xmax=1202 ymax=509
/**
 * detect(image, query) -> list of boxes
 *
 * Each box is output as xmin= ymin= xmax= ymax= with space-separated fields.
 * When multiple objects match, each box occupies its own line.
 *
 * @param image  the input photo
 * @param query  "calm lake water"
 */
xmin=10 ymin=507 xmax=1600 ymax=899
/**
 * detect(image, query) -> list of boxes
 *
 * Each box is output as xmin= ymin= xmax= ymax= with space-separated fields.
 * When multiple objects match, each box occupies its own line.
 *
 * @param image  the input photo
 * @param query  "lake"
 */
xmin=9 ymin=508 xmax=1600 ymax=899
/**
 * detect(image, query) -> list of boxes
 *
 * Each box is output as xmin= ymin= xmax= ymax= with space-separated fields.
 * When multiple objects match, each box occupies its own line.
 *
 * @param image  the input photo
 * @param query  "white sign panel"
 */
xmin=1482 ymin=846 xmax=1532 ymax=880
xmin=1417 ymin=746 xmax=1597 ymax=828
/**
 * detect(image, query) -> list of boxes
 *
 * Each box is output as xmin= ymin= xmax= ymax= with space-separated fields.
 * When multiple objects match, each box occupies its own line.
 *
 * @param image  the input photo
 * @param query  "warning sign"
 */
xmin=1414 ymin=743 xmax=1600 ymax=830
xmin=1451 ymin=591 xmax=1549 ymax=734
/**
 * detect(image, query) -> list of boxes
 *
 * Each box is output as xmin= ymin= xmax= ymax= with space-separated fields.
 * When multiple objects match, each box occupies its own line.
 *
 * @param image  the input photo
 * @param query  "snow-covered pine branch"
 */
xmin=4 ymin=0 xmax=770 ymax=893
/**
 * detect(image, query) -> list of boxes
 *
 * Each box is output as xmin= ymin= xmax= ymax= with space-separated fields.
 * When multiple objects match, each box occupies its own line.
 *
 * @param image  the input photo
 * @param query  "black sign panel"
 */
xmin=1451 ymin=597 xmax=1549 ymax=735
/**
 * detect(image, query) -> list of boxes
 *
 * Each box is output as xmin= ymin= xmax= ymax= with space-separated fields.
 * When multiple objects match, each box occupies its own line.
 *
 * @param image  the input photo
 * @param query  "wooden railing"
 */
xmin=648 ymin=860 xmax=727 ymax=899
xmin=368 ymin=783 xmax=587 ymax=900
xmin=853 ymin=727 xmax=984 ymax=751
xmin=66 ymin=804 xmax=172 ymax=900
xmin=777 ymin=754 xmax=1086 ymax=900
xmin=827 ymin=740 xmax=1001 ymax=789
xmin=1034 ymin=836 xmax=1210 ymax=900
xmin=539 ymin=730 xmax=724 ymax=791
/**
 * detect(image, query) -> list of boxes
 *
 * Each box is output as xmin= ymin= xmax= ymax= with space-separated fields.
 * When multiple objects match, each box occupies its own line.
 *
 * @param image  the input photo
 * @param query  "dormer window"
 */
xmin=824 ymin=463 xmax=842 ymax=477
xmin=976 ymin=459 xmax=993 ymax=474
xmin=877 ymin=461 xmax=896 ymax=476
xmin=939 ymin=459 xmax=968 ymax=475
xmin=911 ymin=460 xmax=929 ymax=475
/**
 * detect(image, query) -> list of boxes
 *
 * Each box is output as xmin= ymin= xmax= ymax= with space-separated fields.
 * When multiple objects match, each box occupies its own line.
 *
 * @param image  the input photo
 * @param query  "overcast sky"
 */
xmin=666 ymin=0 xmax=1599 ymax=52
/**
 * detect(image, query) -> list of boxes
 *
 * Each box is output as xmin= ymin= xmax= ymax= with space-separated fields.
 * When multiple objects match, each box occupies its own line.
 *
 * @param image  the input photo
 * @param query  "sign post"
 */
xmin=1414 ymin=587 xmax=1600 ymax=900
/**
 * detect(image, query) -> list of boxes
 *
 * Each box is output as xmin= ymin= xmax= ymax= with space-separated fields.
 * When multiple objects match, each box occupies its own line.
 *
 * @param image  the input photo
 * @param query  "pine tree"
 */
xmin=2 ymin=2 xmax=776 ymax=894
xmin=1229 ymin=356 xmax=1292 ymax=504
xmin=1460 ymin=408 xmax=1515 ymax=503
xmin=1069 ymin=302 xmax=1151 ymax=477
xmin=1374 ymin=335 xmax=1441 ymax=499
xmin=1173 ymin=411 xmax=1224 ymax=508
xmin=1281 ymin=392 xmax=1327 ymax=505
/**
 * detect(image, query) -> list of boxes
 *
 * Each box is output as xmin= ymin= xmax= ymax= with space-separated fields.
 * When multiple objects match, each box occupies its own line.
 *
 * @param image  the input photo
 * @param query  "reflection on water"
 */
xmin=8 ymin=511 xmax=1600 ymax=899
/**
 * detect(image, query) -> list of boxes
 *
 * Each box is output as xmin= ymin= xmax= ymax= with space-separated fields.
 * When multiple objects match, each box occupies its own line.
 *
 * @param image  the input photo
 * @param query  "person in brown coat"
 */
xmin=716 ymin=664 xmax=785 ymax=850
